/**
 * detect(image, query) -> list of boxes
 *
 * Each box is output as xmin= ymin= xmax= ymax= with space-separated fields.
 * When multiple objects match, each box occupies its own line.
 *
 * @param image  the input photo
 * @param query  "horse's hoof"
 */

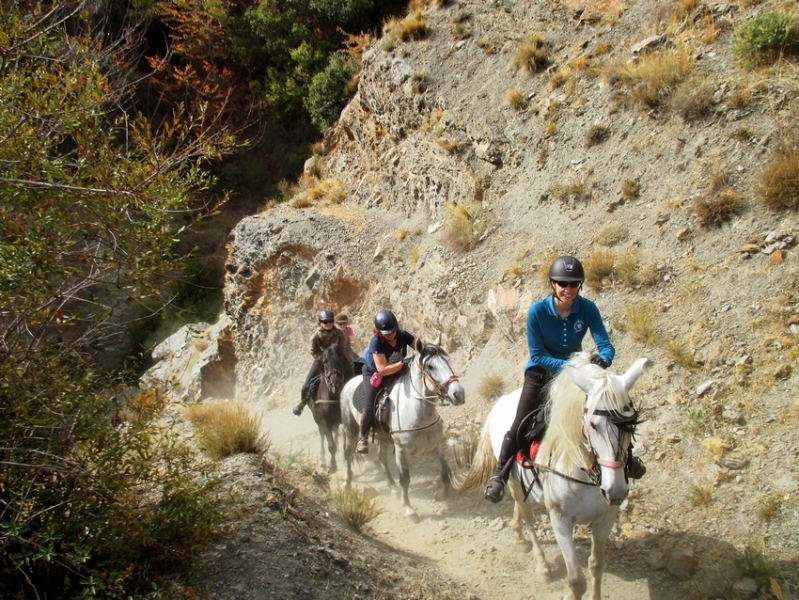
xmin=535 ymin=569 xmax=551 ymax=584
xmin=433 ymin=489 xmax=449 ymax=502
xmin=404 ymin=507 xmax=419 ymax=520
xmin=513 ymin=540 xmax=533 ymax=553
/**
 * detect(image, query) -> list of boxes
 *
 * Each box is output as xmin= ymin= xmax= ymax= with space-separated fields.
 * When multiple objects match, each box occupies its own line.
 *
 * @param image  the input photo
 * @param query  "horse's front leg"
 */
xmin=317 ymin=422 xmax=328 ymax=469
xmin=326 ymin=426 xmax=338 ymax=474
xmin=587 ymin=510 xmax=618 ymax=600
xmin=550 ymin=510 xmax=586 ymax=600
xmin=395 ymin=445 xmax=416 ymax=518
xmin=433 ymin=445 xmax=451 ymax=501
xmin=507 ymin=472 xmax=551 ymax=581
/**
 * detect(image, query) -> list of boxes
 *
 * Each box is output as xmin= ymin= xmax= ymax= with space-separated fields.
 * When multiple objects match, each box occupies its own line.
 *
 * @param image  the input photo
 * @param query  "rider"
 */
xmin=335 ymin=312 xmax=359 ymax=362
xmin=483 ymin=255 xmax=646 ymax=503
xmin=355 ymin=309 xmax=416 ymax=454
xmin=292 ymin=309 xmax=349 ymax=416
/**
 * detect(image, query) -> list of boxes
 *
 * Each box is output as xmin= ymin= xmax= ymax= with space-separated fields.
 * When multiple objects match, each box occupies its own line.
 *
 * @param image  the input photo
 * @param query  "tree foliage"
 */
xmin=0 ymin=3 xmax=237 ymax=597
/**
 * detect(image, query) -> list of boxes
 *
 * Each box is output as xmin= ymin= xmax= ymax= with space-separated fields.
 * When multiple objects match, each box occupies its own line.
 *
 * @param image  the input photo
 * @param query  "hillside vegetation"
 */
xmin=213 ymin=0 xmax=799 ymax=597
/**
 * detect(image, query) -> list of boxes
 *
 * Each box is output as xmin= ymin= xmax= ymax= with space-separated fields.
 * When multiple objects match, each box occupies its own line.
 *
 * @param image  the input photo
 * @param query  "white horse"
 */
xmin=455 ymin=352 xmax=646 ymax=600
xmin=340 ymin=335 xmax=466 ymax=518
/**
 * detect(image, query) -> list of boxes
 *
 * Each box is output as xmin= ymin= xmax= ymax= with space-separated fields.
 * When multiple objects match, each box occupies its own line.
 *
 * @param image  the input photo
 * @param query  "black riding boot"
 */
xmin=357 ymin=410 xmax=373 ymax=454
xmin=627 ymin=448 xmax=646 ymax=479
xmin=292 ymin=386 xmax=309 ymax=416
xmin=483 ymin=433 xmax=518 ymax=503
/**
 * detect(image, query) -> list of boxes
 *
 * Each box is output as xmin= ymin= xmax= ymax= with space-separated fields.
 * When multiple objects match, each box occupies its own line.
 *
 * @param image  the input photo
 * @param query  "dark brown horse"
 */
xmin=308 ymin=343 xmax=351 ymax=473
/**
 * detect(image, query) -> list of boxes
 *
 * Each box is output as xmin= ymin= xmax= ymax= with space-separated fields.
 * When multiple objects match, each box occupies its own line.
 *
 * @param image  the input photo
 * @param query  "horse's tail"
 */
xmin=451 ymin=421 xmax=496 ymax=493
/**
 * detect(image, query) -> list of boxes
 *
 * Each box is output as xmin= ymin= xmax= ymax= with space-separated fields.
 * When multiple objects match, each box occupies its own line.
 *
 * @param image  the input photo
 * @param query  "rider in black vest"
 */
xmin=355 ymin=310 xmax=416 ymax=454
xmin=293 ymin=310 xmax=348 ymax=416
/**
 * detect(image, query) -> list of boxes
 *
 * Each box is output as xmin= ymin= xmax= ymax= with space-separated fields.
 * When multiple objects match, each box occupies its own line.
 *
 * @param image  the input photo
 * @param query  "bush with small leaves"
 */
xmin=733 ymin=11 xmax=799 ymax=67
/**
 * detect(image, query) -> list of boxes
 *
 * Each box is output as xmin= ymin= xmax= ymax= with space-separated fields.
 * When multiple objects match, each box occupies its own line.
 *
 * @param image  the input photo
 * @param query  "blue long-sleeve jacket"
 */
xmin=525 ymin=295 xmax=614 ymax=374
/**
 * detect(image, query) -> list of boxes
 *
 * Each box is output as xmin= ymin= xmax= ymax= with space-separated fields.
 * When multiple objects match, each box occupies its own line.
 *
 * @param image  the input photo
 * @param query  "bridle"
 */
xmin=390 ymin=345 xmax=460 ymax=435
xmin=534 ymin=401 xmax=640 ymax=488
xmin=582 ymin=405 xmax=641 ymax=483
xmin=412 ymin=346 xmax=460 ymax=406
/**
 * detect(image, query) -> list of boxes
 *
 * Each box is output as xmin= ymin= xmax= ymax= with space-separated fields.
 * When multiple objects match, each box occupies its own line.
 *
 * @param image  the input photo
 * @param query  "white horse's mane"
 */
xmin=536 ymin=351 xmax=632 ymax=473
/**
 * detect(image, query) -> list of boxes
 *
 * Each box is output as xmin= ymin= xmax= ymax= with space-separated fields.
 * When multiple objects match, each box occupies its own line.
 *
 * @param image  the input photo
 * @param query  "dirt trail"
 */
xmin=260 ymin=402 xmax=685 ymax=600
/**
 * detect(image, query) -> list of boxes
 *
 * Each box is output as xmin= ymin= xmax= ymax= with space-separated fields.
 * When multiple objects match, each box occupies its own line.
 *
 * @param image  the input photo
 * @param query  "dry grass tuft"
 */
xmin=664 ymin=338 xmax=696 ymax=368
xmin=759 ymin=140 xmax=799 ymax=210
xmin=613 ymin=47 xmax=692 ymax=108
xmin=505 ymin=87 xmax=527 ymax=110
xmin=436 ymin=138 xmax=462 ymax=153
xmin=585 ymin=124 xmax=611 ymax=147
xmin=396 ymin=227 xmax=406 ymax=240
xmin=688 ymin=484 xmax=713 ymax=506
xmin=756 ymin=493 xmax=781 ymax=522
xmin=595 ymin=223 xmax=627 ymax=247
xmin=535 ymin=249 xmax=561 ymax=289
xmin=384 ymin=10 xmax=428 ymax=42
xmin=670 ymin=75 xmax=715 ymax=121
xmin=477 ymin=373 xmax=505 ymax=402
xmin=583 ymin=248 xmax=614 ymax=289
xmin=694 ymin=188 xmax=742 ymax=227
xmin=512 ymin=33 xmax=549 ymax=73
xmin=440 ymin=202 xmax=475 ymax=252
xmin=730 ymin=81 xmax=752 ymax=108
xmin=703 ymin=437 xmax=731 ymax=462
xmin=616 ymin=302 xmax=660 ymax=344
xmin=549 ymin=176 xmax=591 ymax=203
xmin=185 ymin=400 xmax=269 ymax=460
xmin=329 ymin=486 xmax=382 ymax=533
xmin=622 ymin=178 xmax=641 ymax=201
xmin=613 ymin=248 xmax=640 ymax=285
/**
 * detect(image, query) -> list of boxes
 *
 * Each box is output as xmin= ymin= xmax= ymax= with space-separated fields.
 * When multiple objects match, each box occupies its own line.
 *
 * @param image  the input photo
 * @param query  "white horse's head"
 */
xmin=558 ymin=356 xmax=647 ymax=506
xmin=412 ymin=334 xmax=466 ymax=406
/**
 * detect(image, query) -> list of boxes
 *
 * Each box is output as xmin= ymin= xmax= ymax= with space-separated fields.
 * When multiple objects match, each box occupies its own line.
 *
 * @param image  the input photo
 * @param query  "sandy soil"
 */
xmin=261 ymin=402 xmax=687 ymax=600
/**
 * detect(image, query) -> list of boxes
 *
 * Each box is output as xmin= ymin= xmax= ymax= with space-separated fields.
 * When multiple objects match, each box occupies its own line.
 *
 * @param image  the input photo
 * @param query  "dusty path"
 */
xmin=260 ymin=403 xmax=685 ymax=600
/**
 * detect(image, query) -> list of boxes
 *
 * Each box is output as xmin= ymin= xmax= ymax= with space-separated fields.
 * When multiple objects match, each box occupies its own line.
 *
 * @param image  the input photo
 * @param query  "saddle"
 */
xmin=351 ymin=380 xmax=395 ymax=433
xmin=515 ymin=407 xmax=548 ymax=468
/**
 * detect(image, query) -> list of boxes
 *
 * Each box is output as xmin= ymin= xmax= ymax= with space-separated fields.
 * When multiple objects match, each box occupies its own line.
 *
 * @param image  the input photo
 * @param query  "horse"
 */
xmin=307 ymin=343 xmax=352 ymax=473
xmin=454 ymin=352 xmax=646 ymax=600
xmin=339 ymin=335 xmax=466 ymax=518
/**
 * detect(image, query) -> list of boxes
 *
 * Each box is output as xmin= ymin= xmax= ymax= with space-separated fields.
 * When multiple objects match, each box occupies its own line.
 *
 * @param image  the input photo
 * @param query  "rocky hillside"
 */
xmin=149 ymin=0 xmax=799 ymax=596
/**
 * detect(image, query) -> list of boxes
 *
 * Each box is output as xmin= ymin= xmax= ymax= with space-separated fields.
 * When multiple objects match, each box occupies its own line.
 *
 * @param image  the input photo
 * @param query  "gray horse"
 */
xmin=339 ymin=335 xmax=465 ymax=517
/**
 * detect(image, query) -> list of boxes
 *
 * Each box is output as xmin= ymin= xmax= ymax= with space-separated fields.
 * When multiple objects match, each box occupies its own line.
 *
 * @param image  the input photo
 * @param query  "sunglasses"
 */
xmin=553 ymin=280 xmax=582 ymax=289
xmin=320 ymin=319 xmax=334 ymax=324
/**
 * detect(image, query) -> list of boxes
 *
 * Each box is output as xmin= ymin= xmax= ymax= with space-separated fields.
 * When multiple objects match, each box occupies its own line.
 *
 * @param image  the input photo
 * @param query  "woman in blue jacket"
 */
xmin=483 ymin=255 xmax=645 ymax=503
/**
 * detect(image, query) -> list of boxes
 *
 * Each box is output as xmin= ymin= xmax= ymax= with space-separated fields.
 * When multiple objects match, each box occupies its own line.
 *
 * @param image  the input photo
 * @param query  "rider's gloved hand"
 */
xmin=590 ymin=354 xmax=609 ymax=369
xmin=401 ymin=357 xmax=413 ymax=371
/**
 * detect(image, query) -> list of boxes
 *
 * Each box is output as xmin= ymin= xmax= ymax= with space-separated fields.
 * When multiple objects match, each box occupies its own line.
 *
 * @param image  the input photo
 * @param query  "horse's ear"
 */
xmin=563 ymin=364 xmax=602 ymax=397
xmin=432 ymin=333 xmax=441 ymax=346
xmin=414 ymin=337 xmax=424 ymax=353
xmin=617 ymin=358 xmax=648 ymax=392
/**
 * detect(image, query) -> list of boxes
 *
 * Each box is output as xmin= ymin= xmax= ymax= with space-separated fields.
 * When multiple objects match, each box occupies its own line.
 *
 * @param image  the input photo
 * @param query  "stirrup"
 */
xmin=483 ymin=476 xmax=505 ymax=503
xmin=356 ymin=437 xmax=369 ymax=454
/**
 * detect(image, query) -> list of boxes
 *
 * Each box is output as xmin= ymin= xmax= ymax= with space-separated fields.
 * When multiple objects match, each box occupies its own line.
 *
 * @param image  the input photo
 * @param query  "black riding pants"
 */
xmin=360 ymin=372 xmax=383 ymax=438
xmin=302 ymin=359 xmax=323 ymax=398
xmin=497 ymin=367 xmax=552 ymax=470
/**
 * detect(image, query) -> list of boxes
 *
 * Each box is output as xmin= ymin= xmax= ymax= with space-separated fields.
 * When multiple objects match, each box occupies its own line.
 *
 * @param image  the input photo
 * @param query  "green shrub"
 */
xmin=733 ymin=11 xmax=799 ymax=67
xmin=305 ymin=53 xmax=361 ymax=132
xmin=734 ymin=546 xmax=781 ymax=578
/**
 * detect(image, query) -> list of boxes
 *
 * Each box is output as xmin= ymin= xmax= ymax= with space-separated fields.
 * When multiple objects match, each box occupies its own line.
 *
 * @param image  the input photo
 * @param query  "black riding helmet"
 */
xmin=549 ymin=255 xmax=585 ymax=282
xmin=319 ymin=309 xmax=335 ymax=322
xmin=374 ymin=309 xmax=398 ymax=335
